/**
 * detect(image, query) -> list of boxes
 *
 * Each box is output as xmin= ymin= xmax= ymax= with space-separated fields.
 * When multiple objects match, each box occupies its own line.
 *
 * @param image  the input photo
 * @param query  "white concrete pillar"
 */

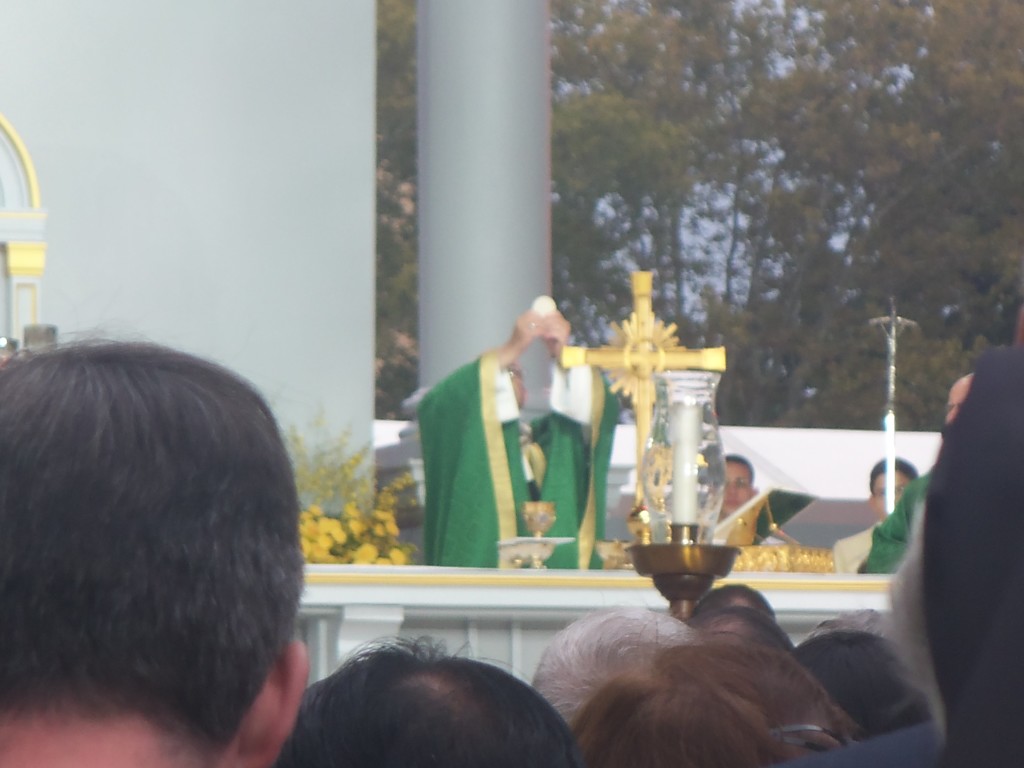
xmin=417 ymin=0 xmax=552 ymax=402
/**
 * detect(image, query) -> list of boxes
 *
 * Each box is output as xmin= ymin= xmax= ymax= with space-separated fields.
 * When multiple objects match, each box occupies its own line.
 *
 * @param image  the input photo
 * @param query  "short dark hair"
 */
xmin=869 ymin=458 xmax=919 ymax=491
xmin=0 ymin=342 xmax=303 ymax=747
xmin=687 ymin=605 xmax=794 ymax=653
xmin=794 ymin=630 xmax=930 ymax=738
xmin=275 ymin=637 xmax=584 ymax=768
xmin=693 ymin=584 xmax=775 ymax=619
xmin=725 ymin=454 xmax=755 ymax=484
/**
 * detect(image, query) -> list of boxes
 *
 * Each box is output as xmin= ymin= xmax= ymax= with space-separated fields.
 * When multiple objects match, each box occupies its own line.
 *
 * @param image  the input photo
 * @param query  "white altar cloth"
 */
xmin=299 ymin=566 xmax=891 ymax=682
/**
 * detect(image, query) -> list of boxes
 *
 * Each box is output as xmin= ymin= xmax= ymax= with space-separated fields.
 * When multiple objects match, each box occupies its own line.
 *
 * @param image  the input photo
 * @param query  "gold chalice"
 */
xmin=520 ymin=501 xmax=557 ymax=568
xmin=522 ymin=501 xmax=556 ymax=538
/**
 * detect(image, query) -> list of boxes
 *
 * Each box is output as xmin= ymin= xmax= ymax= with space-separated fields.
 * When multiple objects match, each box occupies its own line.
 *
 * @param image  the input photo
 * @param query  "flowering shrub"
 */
xmin=290 ymin=425 xmax=416 ymax=565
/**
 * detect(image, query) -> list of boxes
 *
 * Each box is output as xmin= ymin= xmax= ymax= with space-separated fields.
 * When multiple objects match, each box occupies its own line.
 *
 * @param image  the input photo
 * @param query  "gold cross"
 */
xmin=560 ymin=272 xmax=726 ymax=508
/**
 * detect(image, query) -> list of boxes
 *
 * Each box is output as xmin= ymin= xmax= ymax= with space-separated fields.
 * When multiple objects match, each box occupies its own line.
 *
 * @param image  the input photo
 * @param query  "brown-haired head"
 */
xmin=572 ymin=643 xmax=856 ymax=768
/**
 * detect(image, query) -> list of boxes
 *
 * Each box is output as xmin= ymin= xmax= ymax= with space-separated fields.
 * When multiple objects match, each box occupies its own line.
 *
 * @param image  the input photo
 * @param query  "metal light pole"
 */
xmin=869 ymin=300 xmax=917 ymax=515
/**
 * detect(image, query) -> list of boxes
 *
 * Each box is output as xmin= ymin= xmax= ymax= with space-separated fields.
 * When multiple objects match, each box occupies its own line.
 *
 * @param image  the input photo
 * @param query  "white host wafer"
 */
xmin=531 ymin=295 xmax=557 ymax=316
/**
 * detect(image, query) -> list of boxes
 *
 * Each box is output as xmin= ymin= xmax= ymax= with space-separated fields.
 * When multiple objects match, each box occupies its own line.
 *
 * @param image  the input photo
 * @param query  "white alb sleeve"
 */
xmin=549 ymin=364 xmax=594 ymax=426
xmin=493 ymin=367 xmax=521 ymax=424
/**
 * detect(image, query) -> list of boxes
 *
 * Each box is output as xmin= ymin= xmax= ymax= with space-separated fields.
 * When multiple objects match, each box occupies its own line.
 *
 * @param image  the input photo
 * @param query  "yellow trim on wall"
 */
xmin=6 ymin=242 xmax=46 ymax=277
xmin=303 ymin=568 xmax=891 ymax=592
xmin=305 ymin=569 xmax=653 ymax=589
xmin=0 ymin=113 xmax=42 ymax=208
xmin=0 ymin=211 xmax=46 ymax=220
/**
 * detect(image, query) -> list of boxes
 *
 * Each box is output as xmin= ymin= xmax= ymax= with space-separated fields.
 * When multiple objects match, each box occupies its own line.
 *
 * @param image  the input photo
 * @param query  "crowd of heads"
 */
xmin=5 ymin=338 xmax=1016 ymax=767
xmin=272 ymin=599 xmax=922 ymax=768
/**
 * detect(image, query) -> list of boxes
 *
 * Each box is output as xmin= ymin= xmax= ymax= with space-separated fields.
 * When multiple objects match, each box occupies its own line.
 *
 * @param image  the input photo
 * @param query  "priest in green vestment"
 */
xmin=418 ymin=304 xmax=619 ymax=569
xmin=861 ymin=372 xmax=973 ymax=573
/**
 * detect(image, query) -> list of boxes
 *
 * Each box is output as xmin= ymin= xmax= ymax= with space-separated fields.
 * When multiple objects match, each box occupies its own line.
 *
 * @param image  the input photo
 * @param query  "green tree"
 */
xmin=549 ymin=0 xmax=1024 ymax=429
xmin=375 ymin=0 xmax=418 ymax=418
xmin=375 ymin=0 xmax=1024 ymax=428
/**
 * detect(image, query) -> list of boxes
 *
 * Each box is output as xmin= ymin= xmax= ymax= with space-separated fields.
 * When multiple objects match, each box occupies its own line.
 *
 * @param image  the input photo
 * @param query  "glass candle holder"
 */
xmin=640 ymin=371 xmax=725 ymax=543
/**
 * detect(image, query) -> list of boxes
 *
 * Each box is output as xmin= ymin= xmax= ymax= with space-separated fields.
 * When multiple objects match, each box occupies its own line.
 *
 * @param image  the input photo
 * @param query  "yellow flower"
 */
xmin=353 ymin=543 xmax=379 ymax=564
xmin=389 ymin=548 xmax=409 ymax=565
xmin=321 ymin=518 xmax=344 ymax=538
xmin=290 ymin=427 xmax=417 ymax=565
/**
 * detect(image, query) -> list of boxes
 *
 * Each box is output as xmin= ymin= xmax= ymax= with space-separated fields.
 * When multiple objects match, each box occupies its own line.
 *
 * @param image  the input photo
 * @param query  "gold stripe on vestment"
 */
xmin=480 ymin=352 xmax=518 ymax=562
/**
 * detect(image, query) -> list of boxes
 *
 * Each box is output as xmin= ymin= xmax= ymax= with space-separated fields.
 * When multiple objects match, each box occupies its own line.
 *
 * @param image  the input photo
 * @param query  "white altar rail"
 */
xmin=298 ymin=566 xmax=891 ymax=683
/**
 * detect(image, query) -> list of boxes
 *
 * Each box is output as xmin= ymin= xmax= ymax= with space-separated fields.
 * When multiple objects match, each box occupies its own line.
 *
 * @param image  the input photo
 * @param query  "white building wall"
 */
xmin=0 ymin=0 xmax=376 ymax=441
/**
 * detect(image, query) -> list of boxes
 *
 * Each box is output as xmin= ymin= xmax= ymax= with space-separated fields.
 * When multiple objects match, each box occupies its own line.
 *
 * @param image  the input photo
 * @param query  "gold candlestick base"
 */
xmin=627 ymin=504 xmax=652 ymax=545
xmin=629 ymin=542 xmax=739 ymax=621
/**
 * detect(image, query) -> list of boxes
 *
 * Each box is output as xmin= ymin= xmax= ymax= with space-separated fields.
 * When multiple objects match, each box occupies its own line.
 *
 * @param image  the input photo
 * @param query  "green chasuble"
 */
xmin=418 ymin=352 xmax=619 ymax=569
xmin=863 ymin=473 xmax=930 ymax=574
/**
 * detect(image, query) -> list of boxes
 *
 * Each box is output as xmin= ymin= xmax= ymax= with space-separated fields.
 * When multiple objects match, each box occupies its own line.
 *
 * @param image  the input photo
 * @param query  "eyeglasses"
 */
xmin=871 ymin=483 xmax=908 ymax=499
xmin=769 ymin=724 xmax=850 ymax=753
xmin=724 ymin=478 xmax=751 ymax=489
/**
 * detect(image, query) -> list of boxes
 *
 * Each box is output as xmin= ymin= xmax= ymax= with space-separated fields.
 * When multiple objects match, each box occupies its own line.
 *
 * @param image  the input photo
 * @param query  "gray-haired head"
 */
xmin=532 ymin=607 xmax=696 ymax=722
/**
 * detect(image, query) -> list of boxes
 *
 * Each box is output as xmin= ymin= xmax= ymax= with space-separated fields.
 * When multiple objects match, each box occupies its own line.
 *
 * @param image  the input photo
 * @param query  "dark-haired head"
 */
xmin=688 ymin=605 xmax=794 ymax=653
xmin=869 ymin=458 xmax=919 ymax=492
xmin=795 ymin=630 xmax=930 ymax=738
xmin=693 ymin=584 xmax=775 ymax=619
xmin=725 ymin=454 xmax=755 ymax=483
xmin=0 ymin=341 xmax=304 ymax=752
xmin=276 ymin=637 xmax=584 ymax=768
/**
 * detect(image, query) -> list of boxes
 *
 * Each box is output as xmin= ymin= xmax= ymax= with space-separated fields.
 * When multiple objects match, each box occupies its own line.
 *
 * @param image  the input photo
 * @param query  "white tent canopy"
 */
xmin=377 ymin=420 xmax=942 ymax=503
xmin=611 ymin=424 xmax=942 ymax=501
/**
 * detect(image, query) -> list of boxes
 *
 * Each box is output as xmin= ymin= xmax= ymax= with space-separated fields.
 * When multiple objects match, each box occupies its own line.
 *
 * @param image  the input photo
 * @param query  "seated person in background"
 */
xmin=274 ymin=637 xmax=585 ymax=768
xmin=721 ymin=453 xmax=759 ymax=521
xmin=794 ymin=630 xmax=931 ymax=738
xmin=571 ymin=643 xmax=856 ymax=768
xmin=688 ymin=605 xmax=795 ymax=653
xmin=862 ymin=373 xmax=972 ymax=573
xmin=833 ymin=458 xmax=917 ymax=572
xmin=693 ymin=583 xmax=776 ymax=618
xmin=867 ymin=457 xmax=919 ymax=521
xmin=0 ymin=342 xmax=308 ymax=768
xmin=532 ymin=607 xmax=696 ymax=722
xmin=773 ymin=362 xmax=987 ymax=766
xmin=418 ymin=300 xmax=618 ymax=568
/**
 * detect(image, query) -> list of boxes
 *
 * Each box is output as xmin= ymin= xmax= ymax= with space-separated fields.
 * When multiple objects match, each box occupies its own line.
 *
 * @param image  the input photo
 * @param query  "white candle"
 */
xmin=671 ymin=401 xmax=701 ymax=525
